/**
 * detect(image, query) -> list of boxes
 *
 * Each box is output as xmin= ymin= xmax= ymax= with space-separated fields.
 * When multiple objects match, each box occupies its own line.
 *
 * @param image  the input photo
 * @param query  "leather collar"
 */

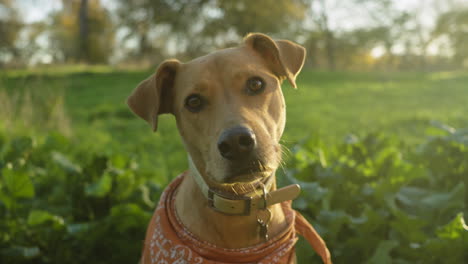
xmin=188 ymin=156 xmax=301 ymax=216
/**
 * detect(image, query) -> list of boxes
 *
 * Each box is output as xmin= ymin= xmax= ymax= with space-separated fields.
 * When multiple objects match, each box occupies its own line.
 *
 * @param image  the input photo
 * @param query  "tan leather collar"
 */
xmin=188 ymin=156 xmax=301 ymax=216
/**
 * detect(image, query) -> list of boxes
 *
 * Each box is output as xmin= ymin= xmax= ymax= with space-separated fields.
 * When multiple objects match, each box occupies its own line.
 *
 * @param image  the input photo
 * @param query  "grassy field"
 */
xmin=4 ymin=67 xmax=468 ymax=136
xmin=1 ymin=67 xmax=468 ymax=182
xmin=1 ymin=66 xmax=467 ymax=263
xmin=1 ymin=67 xmax=467 ymax=187
xmin=2 ymin=67 xmax=468 ymax=148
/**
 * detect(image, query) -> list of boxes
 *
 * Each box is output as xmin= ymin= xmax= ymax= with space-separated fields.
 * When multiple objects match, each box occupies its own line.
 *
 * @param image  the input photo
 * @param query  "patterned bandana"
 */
xmin=141 ymin=173 xmax=332 ymax=264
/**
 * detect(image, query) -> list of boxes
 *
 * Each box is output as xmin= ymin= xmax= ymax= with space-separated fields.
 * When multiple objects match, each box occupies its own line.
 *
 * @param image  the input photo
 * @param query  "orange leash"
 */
xmin=295 ymin=211 xmax=332 ymax=264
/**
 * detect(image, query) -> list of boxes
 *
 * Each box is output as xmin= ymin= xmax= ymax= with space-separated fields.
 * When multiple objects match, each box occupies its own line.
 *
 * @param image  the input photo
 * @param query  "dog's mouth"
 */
xmin=225 ymin=165 xmax=270 ymax=183
xmin=209 ymin=163 xmax=274 ymax=196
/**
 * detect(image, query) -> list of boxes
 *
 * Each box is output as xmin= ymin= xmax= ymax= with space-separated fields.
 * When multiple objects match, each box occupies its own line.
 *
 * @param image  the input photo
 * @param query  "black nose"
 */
xmin=217 ymin=126 xmax=256 ymax=160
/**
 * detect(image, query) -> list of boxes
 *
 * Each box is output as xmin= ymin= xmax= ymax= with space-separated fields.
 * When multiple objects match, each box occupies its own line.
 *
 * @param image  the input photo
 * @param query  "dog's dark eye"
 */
xmin=246 ymin=77 xmax=265 ymax=95
xmin=185 ymin=94 xmax=204 ymax=112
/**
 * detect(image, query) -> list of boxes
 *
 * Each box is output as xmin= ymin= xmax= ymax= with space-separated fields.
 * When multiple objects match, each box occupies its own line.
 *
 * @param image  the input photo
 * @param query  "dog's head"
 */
xmin=128 ymin=33 xmax=305 ymax=194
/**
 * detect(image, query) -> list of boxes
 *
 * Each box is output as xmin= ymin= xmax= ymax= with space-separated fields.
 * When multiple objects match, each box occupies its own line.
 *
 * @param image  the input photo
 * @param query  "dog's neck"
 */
xmin=174 ymin=170 xmax=288 ymax=248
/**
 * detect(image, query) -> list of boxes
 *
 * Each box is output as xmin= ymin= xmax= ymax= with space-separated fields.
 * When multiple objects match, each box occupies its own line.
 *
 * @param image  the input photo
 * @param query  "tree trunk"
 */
xmin=307 ymin=41 xmax=318 ymax=68
xmin=138 ymin=34 xmax=149 ymax=58
xmin=316 ymin=0 xmax=335 ymax=71
xmin=325 ymin=30 xmax=336 ymax=71
xmin=384 ymin=41 xmax=394 ymax=70
xmin=79 ymin=0 xmax=89 ymax=62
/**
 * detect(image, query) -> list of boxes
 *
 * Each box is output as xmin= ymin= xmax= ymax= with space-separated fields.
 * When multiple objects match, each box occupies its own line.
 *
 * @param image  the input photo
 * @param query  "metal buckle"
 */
xmin=257 ymin=183 xmax=271 ymax=241
xmin=207 ymin=189 xmax=252 ymax=216
xmin=261 ymin=183 xmax=268 ymax=208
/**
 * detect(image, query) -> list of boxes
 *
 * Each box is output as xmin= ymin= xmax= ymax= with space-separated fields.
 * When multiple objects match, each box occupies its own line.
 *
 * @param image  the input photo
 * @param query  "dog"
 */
xmin=127 ymin=33 xmax=331 ymax=264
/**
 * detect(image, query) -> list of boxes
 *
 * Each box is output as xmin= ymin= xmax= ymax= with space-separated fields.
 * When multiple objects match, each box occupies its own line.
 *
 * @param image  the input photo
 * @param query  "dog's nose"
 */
xmin=217 ymin=126 xmax=256 ymax=160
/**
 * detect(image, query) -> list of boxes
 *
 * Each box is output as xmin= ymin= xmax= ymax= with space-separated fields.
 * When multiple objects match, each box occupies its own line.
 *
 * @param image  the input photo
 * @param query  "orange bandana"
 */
xmin=141 ymin=173 xmax=332 ymax=264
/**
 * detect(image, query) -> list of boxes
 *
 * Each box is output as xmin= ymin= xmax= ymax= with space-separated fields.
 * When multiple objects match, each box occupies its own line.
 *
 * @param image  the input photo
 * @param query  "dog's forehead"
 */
xmin=181 ymin=46 xmax=265 ymax=78
xmin=190 ymin=47 xmax=253 ymax=65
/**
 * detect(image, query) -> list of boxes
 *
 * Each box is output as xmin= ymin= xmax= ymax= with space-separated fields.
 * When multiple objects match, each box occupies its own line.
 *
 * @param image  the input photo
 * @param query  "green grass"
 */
xmin=1 ymin=67 xmax=467 ymax=181
xmin=285 ymin=70 xmax=468 ymax=143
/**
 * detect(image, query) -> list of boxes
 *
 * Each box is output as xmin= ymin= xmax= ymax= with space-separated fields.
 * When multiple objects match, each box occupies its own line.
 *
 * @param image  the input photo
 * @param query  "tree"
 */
xmin=211 ymin=0 xmax=308 ymax=37
xmin=50 ymin=0 xmax=115 ymax=63
xmin=0 ymin=0 xmax=22 ymax=65
xmin=115 ymin=0 xmax=309 ymax=62
xmin=78 ymin=0 xmax=89 ymax=62
xmin=308 ymin=0 xmax=337 ymax=70
xmin=434 ymin=8 xmax=468 ymax=67
xmin=116 ymin=0 xmax=210 ymax=60
xmin=355 ymin=0 xmax=413 ymax=69
xmin=333 ymin=28 xmax=383 ymax=70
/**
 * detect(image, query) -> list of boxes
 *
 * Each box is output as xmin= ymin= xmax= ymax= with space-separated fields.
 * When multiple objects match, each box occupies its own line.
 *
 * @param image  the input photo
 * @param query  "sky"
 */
xmin=9 ymin=0 xmax=468 ymax=61
xmin=16 ymin=0 xmax=441 ymax=25
xmin=15 ymin=0 xmax=468 ymax=32
xmin=16 ymin=0 xmax=59 ymax=23
xmin=16 ymin=0 xmax=116 ymax=23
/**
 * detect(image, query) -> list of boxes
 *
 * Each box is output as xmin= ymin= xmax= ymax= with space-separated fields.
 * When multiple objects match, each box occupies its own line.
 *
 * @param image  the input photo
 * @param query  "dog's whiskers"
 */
xmin=257 ymin=160 xmax=265 ymax=171
xmin=231 ymin=185 xmax=239 ymax=195
xmin=275 ymin=143 xmax=290 ymax=172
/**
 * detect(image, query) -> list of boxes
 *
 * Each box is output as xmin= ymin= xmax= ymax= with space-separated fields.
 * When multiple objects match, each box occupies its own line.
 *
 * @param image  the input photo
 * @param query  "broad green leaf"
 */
xmin=390 ymin=211 xmax=428 ymax=243
xmin=110 ymin=203 xmax=151 ymax=232
xmin=0 ymin=190 xmax=14 ymax=209
xmin=83 ymin=155 xmax=108 ymax=178
xmin=43 ymin=132 xmax=69 ymax=150
xmin=5 ymin=136 xmax=34 ymax=161
xmin=420 ymin=184 xmax=464 ymax=210
xmin=293 ymin=197 xmax=308 ymax=210
xmin=113 ymin=169 xmax=135 ymax=200
xmin=365 ymin=240 xmax=399 ymax=264
xmin=316 ymin=210 xmax=367 ymax=239
xmin=67 ymin=222 xmax=92 ymax=234
xmin=51 ymin=151 xmax=82 ymax=174
xmin=2 ymin=167 xmax=34 ymax=198
xmin=139 ymin=184 xmax=154 ymax=207
xmin=430 ymin=120 xmax=456 ymax=134
xmin=421 ymin=213 xmax=468 ymax=263
xmin=85 ymin=172 xmax=112 ymax=197
xmin=393 ymin=184 xmax=463 ymax=221
xmin=357 ymin=207 xmax=387 ymax=235
xmin=110 ymin=154 xmax=127 ymax=169
xmin=299 ymin=181 xmax=328 ymax=202
xmin=395 ymin=186 xmax=430 ymax=214
xmin=436 ymin=212 xmax=468 ymax=240
xmin=463 ymin=214 xmax=468 ymax=231
xmin=27 ymin=210 xmax=64 ymax=227
xmin=0 ymin=246 xmax=40 ymax=258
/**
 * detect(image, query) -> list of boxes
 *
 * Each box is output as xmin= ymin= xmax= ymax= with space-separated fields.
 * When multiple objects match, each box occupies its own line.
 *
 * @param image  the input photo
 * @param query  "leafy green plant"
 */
xmin=286 ymin=124 xmax=467 ymax=263
xmin=1 ymin=123 xmax=467 ymax=263
xmin=0 ymin=132 xmax=160 ymax=263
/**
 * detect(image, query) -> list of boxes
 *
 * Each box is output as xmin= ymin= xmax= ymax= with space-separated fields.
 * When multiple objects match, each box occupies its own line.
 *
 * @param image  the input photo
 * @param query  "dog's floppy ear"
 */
xmin=244 ymin=33 xmax=306 ymax=88
xmin=127 ymin=59 xmax=180 ymax=132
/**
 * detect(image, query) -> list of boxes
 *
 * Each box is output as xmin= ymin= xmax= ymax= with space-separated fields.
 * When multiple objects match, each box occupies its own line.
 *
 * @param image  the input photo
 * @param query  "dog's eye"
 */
xmin=185 ymin=94 xmax=204 ymax=112
xmin=246 ymin=77 xmax=265 ymax=95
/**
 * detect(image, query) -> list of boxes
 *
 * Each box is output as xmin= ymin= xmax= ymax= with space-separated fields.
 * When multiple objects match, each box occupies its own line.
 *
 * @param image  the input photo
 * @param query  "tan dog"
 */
xmin=128 ymin=33 xmax=331 ymax=264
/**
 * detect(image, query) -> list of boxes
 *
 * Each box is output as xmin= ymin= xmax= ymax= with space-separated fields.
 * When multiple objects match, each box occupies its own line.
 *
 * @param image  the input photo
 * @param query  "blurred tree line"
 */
xmin=0 ymin=0 xmax=467 ymax=70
